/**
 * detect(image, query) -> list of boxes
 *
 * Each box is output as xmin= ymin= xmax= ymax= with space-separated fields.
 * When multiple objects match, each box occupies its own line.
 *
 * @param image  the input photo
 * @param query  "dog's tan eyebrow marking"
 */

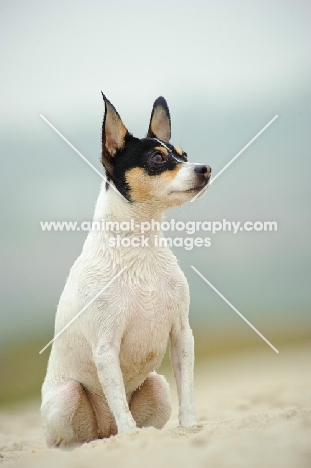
xmin=154 ymin=146 xmax=168 ymax=156
xmin=174 ymin=147 xmax=183 ymax=156
xmin=154 ymin=138 xmax=170 ymax=152
xmin=153 ymin=139 xmax=185 ymax=163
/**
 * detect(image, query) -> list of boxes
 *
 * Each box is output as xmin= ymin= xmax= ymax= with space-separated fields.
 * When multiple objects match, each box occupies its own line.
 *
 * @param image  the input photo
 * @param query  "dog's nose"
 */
xmin=194 ymin=165 xmax=212 ymax=178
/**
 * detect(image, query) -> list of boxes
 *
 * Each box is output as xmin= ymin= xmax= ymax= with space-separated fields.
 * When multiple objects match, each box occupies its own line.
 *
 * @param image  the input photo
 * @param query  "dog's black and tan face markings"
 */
xmin=101 ymin=94 xmax=205 ymax=203
xmin=106 ymin=137 xmax=186 ymax=202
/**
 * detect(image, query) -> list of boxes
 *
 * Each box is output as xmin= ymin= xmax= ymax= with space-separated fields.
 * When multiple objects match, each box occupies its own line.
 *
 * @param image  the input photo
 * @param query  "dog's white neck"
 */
xmin=83 ymin=183 xmax=170 ymax=265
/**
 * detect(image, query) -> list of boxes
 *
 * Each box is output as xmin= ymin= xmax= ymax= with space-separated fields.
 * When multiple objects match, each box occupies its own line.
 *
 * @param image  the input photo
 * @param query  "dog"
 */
xmin=41 ymin=94 xmax=211 ymax=447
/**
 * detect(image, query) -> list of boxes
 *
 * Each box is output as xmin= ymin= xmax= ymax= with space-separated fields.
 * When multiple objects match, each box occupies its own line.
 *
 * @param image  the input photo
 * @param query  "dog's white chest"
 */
xmin=115 ymin=259 xmax=189 ymax=391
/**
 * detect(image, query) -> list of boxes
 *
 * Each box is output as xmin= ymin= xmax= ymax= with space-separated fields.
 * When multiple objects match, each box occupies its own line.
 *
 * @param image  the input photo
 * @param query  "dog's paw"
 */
xmin=179 ymin=418 xmax=198 ymax=428
xmin=178 ymin=410 xmax=197 ymax=428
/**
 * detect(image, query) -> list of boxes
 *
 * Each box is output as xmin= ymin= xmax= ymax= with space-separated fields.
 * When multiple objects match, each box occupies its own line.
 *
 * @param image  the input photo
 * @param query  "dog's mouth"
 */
xmin=170 ymin=179 xmax=210 ymax=195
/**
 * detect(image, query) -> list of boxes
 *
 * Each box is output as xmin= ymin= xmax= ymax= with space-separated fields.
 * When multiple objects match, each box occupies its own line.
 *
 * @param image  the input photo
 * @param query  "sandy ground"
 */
xmin=0 ymin=343 xmax=310 ymax=468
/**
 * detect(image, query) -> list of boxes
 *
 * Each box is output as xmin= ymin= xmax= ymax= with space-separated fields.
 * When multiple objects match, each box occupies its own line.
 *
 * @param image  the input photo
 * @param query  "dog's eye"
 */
xmin=150 ymin=152 xmax=165 ymax=164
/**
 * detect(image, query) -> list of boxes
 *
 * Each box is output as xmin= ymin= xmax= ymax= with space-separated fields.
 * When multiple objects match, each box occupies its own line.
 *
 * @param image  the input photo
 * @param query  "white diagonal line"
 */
xmin=40 ymin=114 xmax=129 ymax=203
xmin=191 ymin=266 xmax=279 ymax=353
xmin=39 ymin=266 xmax=127 ymax=354
xmin=190 ymin=115 xmax=278 ymax=202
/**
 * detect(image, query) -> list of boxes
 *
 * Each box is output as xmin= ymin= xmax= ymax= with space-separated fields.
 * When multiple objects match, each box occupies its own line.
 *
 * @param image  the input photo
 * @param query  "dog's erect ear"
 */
xmin=101 ymin=92 xmax=128 ymax=157
xmin=147 ymin=96 xmax=171 ymax=142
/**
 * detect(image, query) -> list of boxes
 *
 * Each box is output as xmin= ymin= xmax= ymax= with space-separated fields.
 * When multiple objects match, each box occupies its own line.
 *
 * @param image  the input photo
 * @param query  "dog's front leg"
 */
xmin=94 ymin=343 xmax=136 ymax=434
xmin=170 ymin=321 xmax=197 ymax=427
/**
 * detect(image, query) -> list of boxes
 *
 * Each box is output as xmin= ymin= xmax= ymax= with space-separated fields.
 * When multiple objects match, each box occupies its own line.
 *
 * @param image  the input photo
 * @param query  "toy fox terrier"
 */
xmin=41 ymin=94 xmax=211 ymax=446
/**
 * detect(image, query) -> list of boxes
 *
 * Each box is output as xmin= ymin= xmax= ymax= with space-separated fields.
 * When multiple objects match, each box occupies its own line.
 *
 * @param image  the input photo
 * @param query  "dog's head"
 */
xmin=101 ymin=94 xmax=211 ymax=207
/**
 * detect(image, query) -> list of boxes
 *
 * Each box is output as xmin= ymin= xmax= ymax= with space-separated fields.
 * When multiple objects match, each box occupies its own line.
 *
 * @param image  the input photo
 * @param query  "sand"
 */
xmin=0 ymin=343 xmax=310 ymax=468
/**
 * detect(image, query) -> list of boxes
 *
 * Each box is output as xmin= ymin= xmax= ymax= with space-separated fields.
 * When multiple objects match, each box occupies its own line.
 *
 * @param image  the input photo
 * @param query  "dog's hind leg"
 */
xmin=129 ymin=372 xmax=172 ymax=429
xmin=41 ymin=379 xmax=98 ymax=447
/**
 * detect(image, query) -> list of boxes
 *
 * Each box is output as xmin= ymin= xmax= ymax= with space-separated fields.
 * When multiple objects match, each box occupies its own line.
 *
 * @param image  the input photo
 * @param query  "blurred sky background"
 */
xmin=1 ymin=0 xmax=311 ymax=360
